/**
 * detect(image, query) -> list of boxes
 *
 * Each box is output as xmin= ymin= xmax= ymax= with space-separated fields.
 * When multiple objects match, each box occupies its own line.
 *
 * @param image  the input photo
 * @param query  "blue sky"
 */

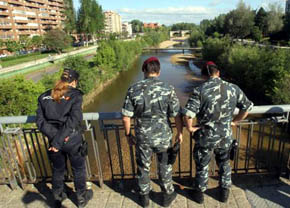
xmin=72 ymin=0 xmax=286 ymax=25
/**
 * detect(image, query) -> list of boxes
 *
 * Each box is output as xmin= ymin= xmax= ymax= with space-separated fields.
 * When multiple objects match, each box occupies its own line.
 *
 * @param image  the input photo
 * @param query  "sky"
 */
xmin=72 ymin=0 xmax=287 ymax=25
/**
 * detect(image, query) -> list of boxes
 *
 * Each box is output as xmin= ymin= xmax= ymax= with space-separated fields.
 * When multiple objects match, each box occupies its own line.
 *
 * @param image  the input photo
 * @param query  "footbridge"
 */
xmin=170 ymin=30 xmax=191 ymax=37
xmin=143 ymin=47 xmax=202 ymax=54
xmin=0 ymin=105 xmax=290 ymax=207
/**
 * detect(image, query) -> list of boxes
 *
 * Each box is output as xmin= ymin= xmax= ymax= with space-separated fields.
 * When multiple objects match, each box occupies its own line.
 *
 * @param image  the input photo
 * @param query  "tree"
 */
xmin=77 ymin=0 xmax=104 ymax=43
xmin=94 ymin=41 xmax=116 ymax=69
xmin=255 ymin=7 xmax=268 ymax=36
xmin=283 ymin=13 xmax=290 ymax=40
xmin=251 ymin=26 xmax=263 ymax=42
xmin=43 ymin=29 xmax=72 ymax=53
xmin=31 ymin=36 xmax=43 ymax=49
xmin=19 ymin=36 xmax=32 ymax=51
xmin=130 ymin=19 xmax=144 ymax=33
xmin=224 ymin=0 xmax=255 ymax=38
xmin=63 ymin=0 xmax=76 ymax=34
xmin=266 ymin=3 xmax=284 ymax=35
xmin=5 ymin=40 xmax=22 ymax=53
xmin=171 ymin=23 xmax=196 ymax=31
xmin=0 ymin=76 xmax=45 ymax=116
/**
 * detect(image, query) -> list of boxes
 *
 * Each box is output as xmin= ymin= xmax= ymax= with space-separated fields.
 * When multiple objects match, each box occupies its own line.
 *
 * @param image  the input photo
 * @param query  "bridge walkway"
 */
xmin=0 ymin=175 xmax=289 ymax=208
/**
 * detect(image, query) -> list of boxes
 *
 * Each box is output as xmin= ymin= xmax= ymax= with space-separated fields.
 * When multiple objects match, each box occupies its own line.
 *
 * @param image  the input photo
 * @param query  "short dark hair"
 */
xmin=202 ymin=61 xmax=219 ymax=76
xmin=143 ymin=61 xmax=160 ymax=74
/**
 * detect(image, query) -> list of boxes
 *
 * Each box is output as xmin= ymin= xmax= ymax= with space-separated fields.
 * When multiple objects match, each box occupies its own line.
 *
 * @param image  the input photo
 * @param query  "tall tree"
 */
xmin=63 ymin=0 xmax=76 ymax=34
xmin=266 ymin=3 xmax=284 ymax=35
xmin=77 ymin=0 xmax=104 ymax=42
xmin=224 ymin=0 xmax=255 ymax=38
xmin=130 ymin=20 xmax=144 ymax=33
xmin=255 ymin=7 xmax=268 ymax=36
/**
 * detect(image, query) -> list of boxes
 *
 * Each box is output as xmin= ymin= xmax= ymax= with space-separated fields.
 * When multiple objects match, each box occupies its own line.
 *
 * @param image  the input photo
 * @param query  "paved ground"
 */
xmin=0 ymin=175 xmax=289 ymax=208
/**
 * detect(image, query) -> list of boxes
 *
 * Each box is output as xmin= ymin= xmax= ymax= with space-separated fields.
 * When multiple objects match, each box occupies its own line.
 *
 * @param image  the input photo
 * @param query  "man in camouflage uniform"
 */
xmin=122 ymin=57 xmax=183 ymax=207
xmin=183 ymin=61 xmax=253 ymax=203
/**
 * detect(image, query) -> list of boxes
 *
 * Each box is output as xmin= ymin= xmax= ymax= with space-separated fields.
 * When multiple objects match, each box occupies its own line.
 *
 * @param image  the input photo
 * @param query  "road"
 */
xmin=26 ymin=52 xmax=96 ymax=82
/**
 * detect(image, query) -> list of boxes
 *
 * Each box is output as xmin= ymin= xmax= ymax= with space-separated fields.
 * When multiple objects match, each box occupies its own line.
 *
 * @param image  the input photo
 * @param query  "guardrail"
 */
xmin=0 ymin=105 xmax=289 ymax=189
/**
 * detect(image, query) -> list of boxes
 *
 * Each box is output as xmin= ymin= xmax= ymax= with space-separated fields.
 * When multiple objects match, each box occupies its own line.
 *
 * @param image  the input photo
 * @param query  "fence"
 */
xmin=0 ymin=105 xmax=290 ymax=189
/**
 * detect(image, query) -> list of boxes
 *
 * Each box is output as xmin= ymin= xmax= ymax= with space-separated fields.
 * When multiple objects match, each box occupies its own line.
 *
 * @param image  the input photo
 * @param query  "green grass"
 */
xmin=0 ymin=52 xmax=54 ymax=68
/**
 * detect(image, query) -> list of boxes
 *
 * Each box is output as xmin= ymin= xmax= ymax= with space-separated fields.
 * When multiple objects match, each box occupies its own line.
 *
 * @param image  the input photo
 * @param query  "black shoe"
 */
xmin=220 ymin=188 xmax=229 ymax=203
xmin=77 ymin=189 xmax=93 ymax=208
xmin=53 ymin=191 xmax=67 ymax=208
xmin=163 ymin=191 xmax=177 ymax=207
xmin=139 ymin=194 xmax=150 ymax=207
xmin=191 ymin=190 xmax=204 ymax=204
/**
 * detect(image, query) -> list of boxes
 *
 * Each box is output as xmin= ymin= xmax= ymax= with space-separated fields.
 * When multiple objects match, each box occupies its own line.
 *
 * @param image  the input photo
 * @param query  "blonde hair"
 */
xmin=51 ymin=80 xmax=70 ymax=103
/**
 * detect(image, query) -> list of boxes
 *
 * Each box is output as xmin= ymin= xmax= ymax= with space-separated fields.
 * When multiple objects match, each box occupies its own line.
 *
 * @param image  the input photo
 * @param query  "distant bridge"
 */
xmin=170 ymin=30 xmax=191 ymax=37
xmin=142 ymin=47 xmax=202 ymax=54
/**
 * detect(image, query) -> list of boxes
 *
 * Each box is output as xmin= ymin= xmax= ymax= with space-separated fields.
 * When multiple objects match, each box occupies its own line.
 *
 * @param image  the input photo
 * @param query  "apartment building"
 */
xmin=143 ymin=23 xmax=160 ymax=29
xmin=0 ymin=0 xmax=65 ymax=40
xmin=286 ymin=0 xmax=290 ymax=14
xmin=104 ymin=10 xmax=121 ymax=34
xmin=122 ymin=21 xmax=132 ymax=37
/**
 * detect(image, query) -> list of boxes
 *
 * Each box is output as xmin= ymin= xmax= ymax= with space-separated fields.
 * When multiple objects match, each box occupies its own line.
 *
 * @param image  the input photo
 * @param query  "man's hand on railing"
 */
xmin=48 ymin=146 xmax=59 ymax=152
xmin=188 ymin=126 xmax=200 ymax=133
xmin=175 ymin=133 xmax=183 ymax=144
xmin=125 ymin=133 xmax=136 ymax=146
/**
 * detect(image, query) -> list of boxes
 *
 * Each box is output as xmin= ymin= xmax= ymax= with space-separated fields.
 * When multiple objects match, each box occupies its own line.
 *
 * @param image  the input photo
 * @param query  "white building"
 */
xmin=104 ymin=10 xmax=122 ymax=33
xmin=122 ymin=22 xmax=132 ymax=37
xmin=286 ymin=0 xmax=290 ymax=13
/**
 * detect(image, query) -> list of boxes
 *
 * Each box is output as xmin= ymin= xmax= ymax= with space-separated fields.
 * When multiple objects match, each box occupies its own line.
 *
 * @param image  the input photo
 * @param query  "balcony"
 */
xmin=0 ymin=24 xmax=12 ymax=29
xmin=8 ymin=0 xmax=24 ymax=6
xmin=0 ymin=10 xmax=9 ymax=16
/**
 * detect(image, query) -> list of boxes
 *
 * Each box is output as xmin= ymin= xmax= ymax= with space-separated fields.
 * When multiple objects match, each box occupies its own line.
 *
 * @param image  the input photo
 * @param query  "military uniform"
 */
xmin=122 ymin=77 xmax=180 ymax=195
xmin=183 ymin=77 xmax=253 ymax=192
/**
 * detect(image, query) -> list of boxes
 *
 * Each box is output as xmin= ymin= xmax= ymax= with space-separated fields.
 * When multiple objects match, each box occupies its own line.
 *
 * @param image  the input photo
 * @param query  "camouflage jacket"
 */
xmin=122 ymin=77 xmax=180 ymax=144
xmin=183 ymin=77 xmax=253 ymax=147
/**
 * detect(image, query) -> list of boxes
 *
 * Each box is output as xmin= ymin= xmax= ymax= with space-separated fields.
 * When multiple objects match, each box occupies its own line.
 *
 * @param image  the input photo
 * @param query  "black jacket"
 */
xmin=36 ymin=87 xmax=84 ymax=150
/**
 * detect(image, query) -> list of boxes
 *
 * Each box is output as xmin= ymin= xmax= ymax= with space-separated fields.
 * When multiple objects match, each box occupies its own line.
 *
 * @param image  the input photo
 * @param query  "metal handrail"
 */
xmin=0 ymin=105 xmax=290 ymax=124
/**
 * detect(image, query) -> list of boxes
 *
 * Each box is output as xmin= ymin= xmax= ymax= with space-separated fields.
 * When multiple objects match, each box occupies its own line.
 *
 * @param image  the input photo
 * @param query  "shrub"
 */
xmin=0 ymin=76 xmax=45 ymax=116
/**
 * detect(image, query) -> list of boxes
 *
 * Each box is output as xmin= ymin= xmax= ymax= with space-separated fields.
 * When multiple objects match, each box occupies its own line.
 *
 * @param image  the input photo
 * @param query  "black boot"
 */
xmin=53 ymin=191 xmax=67 ymax=208
xmin=220 ymin=188 xmax=229 ymax=203
xmin=191 ymin=190 xmax=204 ymax=204
xmin=163 ymin=191 xmax=177 ymax=207
xmin=77 ymin=189 xmax=93 ymax=208
xmin=139 ymin=194 xmax=150 ymax=207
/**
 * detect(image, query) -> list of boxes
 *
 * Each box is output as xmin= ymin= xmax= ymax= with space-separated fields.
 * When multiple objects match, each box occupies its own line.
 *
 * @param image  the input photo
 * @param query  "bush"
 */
xmin=94 ymin=41 xmax=116 ymax=69
xmin=202 ymin=37 xmax=231 ymax=66
xmin=0 ymin=76 xmax=45 ymax=116
xmin=63 ymin=56 xmax=98 ymax=94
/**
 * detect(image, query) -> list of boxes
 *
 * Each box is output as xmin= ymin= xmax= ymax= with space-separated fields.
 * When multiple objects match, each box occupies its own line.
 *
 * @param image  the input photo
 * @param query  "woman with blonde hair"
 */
xmin=36 ymin=68 xmax=92 ymax=208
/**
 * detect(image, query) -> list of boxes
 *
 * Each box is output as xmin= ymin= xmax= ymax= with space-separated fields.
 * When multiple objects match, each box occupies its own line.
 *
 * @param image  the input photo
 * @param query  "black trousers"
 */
xmin=48 ymin=145 xmax=86 ymax=196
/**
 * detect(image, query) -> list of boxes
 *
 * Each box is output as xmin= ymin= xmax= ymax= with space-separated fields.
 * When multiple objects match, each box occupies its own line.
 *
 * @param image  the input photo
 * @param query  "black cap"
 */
xmin=61 ymin=68 xmax=79 ymax=83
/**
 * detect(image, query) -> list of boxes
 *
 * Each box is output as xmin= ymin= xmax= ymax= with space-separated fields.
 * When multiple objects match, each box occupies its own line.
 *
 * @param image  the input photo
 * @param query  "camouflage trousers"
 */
xmin=135 ymin=142 xmax=174 ymax=195
xmin=193 ymin=143 xmax=231 ymax=192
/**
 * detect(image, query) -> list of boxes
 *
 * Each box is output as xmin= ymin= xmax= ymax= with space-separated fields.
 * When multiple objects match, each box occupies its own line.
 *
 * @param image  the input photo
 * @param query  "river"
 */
xmin=84 ymin=52 xmax=201 ymax=113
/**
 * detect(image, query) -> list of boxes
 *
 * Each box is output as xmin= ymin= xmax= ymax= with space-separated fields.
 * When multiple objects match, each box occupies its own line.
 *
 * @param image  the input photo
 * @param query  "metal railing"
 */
xmin=0 ymin=105 xmax=290 ymax=189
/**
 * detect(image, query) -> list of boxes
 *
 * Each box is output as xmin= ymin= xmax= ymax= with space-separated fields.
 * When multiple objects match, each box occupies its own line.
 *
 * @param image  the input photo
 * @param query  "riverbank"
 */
xmin=158 ymin=36 xmax=190 ymax=48
xmin=82 ymin=73 xmax=119 ymax=107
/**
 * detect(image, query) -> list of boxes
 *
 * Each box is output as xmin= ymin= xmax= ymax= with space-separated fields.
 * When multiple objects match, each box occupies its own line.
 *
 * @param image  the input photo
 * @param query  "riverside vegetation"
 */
xmin=0 ymin=30 xmax=169 ymax=116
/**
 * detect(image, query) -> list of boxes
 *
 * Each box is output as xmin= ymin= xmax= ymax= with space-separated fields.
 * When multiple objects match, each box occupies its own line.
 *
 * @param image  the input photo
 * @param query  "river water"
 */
xmin=84 ymin=51 xmax=201 ymax=113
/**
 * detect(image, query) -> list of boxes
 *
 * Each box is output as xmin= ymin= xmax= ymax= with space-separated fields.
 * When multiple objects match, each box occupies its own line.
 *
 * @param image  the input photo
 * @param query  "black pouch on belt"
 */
xmin=167 ymin=141 xmax=180 ymax=165
xmin=79 ymin=135 xmax=88 ymax=157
